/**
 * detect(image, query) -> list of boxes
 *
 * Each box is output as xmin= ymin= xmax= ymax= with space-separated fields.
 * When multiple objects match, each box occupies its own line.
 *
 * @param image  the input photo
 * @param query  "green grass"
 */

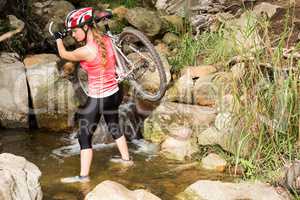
xmin=99 ymin=0 xmax=138 ymax=8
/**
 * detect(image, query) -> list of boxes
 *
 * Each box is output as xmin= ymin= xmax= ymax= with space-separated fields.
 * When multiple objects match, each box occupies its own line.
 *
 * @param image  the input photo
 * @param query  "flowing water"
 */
xmin=0 ymin=129 xmax=233 ymax=200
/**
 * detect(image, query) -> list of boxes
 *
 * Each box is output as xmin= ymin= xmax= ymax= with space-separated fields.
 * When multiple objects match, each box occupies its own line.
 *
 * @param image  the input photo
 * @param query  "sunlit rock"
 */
xmin=0 ymin=153 xmax=42 ymax=200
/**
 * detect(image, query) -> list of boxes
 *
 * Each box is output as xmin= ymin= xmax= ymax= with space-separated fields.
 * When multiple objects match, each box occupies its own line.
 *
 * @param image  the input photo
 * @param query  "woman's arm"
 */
xmin=56 ymin=39 xmax=91 ymax=61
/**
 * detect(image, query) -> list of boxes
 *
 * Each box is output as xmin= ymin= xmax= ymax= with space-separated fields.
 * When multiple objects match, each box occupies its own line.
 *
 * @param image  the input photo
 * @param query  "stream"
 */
xmin=0 ymin=129 xmax=233 ymax=200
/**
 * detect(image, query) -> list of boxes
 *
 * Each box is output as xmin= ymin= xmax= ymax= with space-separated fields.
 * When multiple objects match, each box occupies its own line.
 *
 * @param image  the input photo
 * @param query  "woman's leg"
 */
xmin=115 ymin=135 xmax=130 ymax=160
xmin=77 ymin=97 xmax=100 ymax=176
xmin=102 ymin=86 xmax=132 ymax=162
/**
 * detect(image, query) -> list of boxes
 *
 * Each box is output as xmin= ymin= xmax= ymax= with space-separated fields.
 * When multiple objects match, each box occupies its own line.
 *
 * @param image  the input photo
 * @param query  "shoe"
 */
xmin=110 ymin=155 xmax=134 ymax=166
xmin=60 ymin=175 xmax=90 ymax=183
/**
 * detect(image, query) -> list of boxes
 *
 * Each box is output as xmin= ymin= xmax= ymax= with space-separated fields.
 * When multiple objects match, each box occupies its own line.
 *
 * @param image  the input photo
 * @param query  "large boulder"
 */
xmin=30 ymin=0 xmax=75 ymax=46
xmin=85 ymin=180 xmax=161 ymax=200
xmin=201 ymin=153 xmax=227 ymax=172
xmin=125 ymin=7 xmax=162 ymax=36
xmin=164 ymin=65 xmax=218 ymax=105
xmin=222 ymin=3 xmax=281 ymax=53
xmin=177 ymin=180 xmax=289 ymax=200
xmin=143 ymin=102 xmax=216 ymax=143
xmin=197 ymin=126 xmax=254 ymax=157
xmin=24 ymin=54 xmax=77 ymax=131
xmin=0 ymin=153 xmax=42 ymax=200
xmin=155 ymin=0 xmax=187 ymax=17
xmin=0 ymin=53 xmax=29 ymax=128
xmin=163 ymin=74 xmax=194 ymax=104
xmin=161 ymin=135 xmax=197 ymax=161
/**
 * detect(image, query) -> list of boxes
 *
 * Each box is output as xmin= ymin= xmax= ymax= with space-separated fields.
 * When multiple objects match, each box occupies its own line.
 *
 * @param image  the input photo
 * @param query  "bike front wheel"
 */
xmin=117 ymin=28 xmax=167 ymax=102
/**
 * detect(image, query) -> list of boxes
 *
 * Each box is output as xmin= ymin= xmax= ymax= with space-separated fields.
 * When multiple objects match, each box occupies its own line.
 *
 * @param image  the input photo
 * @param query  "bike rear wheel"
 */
xmin=117 ymin=28 xmax=167 ymax=101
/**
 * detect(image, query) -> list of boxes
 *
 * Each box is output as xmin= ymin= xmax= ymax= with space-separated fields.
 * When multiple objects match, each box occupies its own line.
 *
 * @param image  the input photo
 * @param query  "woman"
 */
xmin=54 ymin=7 xmax=133 ymax=183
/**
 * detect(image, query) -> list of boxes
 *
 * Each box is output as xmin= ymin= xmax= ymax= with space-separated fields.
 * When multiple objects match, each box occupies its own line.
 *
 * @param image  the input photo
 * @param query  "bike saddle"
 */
xmin=94 ymin=10 xmax=113 ymax=23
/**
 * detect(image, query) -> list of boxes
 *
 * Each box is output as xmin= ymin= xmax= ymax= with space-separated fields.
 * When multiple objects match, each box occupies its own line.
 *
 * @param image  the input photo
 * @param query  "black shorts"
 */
xmin=77 ymin=87 xmax=123 ymax=149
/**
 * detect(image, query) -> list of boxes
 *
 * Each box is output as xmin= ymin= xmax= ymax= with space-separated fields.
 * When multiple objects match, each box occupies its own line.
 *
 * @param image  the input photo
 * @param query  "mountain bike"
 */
xmin=49 ymin=10 xmax=167 ymax=101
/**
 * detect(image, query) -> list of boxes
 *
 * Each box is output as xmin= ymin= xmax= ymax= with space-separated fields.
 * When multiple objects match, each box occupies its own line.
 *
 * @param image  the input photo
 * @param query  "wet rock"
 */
xmin=177 ymin=180 xmax=289 ymax=200
xmin=24 ymin=54 xmax=77 ymax=131
xmin=0 ymin=153 xmax=42 ymax=200
xmin=143 ymin=102 xmax=216 ymax=143
xmin=161 ymin=136 xmax=197 ymax=161
xmin=125 ymin=7 xmax=162 ymax=36
xmin=0 ymin=52 xmax=29 ymax=128
xmin=201 ymin=153 xmax=227 ymax=172
xmin=85 ymin=180 xmax=161 ymax=200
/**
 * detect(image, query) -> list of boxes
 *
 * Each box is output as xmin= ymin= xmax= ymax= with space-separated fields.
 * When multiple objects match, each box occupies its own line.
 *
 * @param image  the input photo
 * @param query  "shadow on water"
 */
xmin=0 ymin=129 xmax=233 ymax=200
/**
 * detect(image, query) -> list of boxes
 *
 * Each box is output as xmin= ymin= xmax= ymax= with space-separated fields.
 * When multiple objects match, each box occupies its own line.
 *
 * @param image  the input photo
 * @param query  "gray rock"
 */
xmin=197 ymin=126 xmax=253 ymax=157
xmin=201 ymin=153 xmax=227 ymax=172
xmin=0 ymin=153 xmax=42 ymax=200
xmin=161 ymin=136 xmax=197 ymax=161
xmin=24 ymin=54 xmax=77 ymax=131
xmin=85 ymin=180 xmax=161 ymax=200
xmin=155 ymin=0 xmax=187 ymax=17
xmin=177 ymin=180 xmax=289 ymax=200
xmin=125 ymin=7 xmax=162 ymax=36
xmin=143 ymin=102 xmax=216 ymax=143
xmin=0 ymin=53 xmax=29 ymax=128
xmin=164 ymin=74 xmax=194 ymax=104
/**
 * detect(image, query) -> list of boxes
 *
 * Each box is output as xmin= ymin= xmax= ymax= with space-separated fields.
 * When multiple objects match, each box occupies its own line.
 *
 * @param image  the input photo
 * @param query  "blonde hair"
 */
xmin=91 ymin=26 xmax=107 ymax=67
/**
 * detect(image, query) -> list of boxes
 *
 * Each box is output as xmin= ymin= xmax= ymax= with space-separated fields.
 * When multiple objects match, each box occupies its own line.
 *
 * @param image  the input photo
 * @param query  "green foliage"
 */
xmin=99 ymin=0 xmax=137 ymax=8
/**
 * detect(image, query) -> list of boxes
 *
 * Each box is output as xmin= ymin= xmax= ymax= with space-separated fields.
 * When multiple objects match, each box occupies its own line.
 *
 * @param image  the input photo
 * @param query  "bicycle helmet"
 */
xmin=65 ymin=7 xmax=94 ymax=31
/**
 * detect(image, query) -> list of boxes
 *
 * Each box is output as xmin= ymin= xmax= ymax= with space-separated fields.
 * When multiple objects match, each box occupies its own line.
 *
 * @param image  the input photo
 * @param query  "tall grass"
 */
xmin=174 ymin=2 xmax=300 ymax=184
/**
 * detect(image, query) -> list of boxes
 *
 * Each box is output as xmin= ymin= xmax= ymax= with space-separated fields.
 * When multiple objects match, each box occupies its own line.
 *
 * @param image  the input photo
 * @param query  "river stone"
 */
xmin=85 ymin=180 xmax=161 ymax=200
xmin=181 ymin=65 xmax=217 ymax=79
xmin=209 ymin=3 xmax=279 ymax=53
xmin=197 ymin=126 xmax=253 ymax=157
xmin=201 ymin=153 xmax=227 ymax=172
xmin=162 ymin=32 xmax=180 ymax=47
xmin=113 ymin=6 xmax=129 ymax=21
xmin=155 ymin=0 xmax=187 ymax=17
xmin=0 ymin=153 xmax=42 ymax=200
xmin=192 ymin=75 xmax=218 ymax=106
xmin=0 ymin=52 xmax=29 ymax=128
xmin=143 ymin=102 xmax=216 ymax=143
xmin=31 ymin=0 xmax=75 ymax=46
xmin=177 ymin=180 xmax=289 ymax=200
xmin=216 ymin=94 xmax=234 ymax=113
xmin=160 ymin=15 xmax=184 ymax=34
xmin=125 ymin=7 xmax=162 ymax=36
xmin=24 ymin=54 xmax=77 ymax=131
xmin=163 ymin=74 xmax=194 ymax=104
xmin=215 ymin=112 xmax=233 ymax=131
xmin=161 ymin=136 xmax=197 ymax=161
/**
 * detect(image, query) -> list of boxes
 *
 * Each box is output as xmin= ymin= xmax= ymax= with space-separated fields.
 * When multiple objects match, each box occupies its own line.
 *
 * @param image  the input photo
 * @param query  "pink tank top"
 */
xmin=80 ymin=35 xmax=118 ymax=98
